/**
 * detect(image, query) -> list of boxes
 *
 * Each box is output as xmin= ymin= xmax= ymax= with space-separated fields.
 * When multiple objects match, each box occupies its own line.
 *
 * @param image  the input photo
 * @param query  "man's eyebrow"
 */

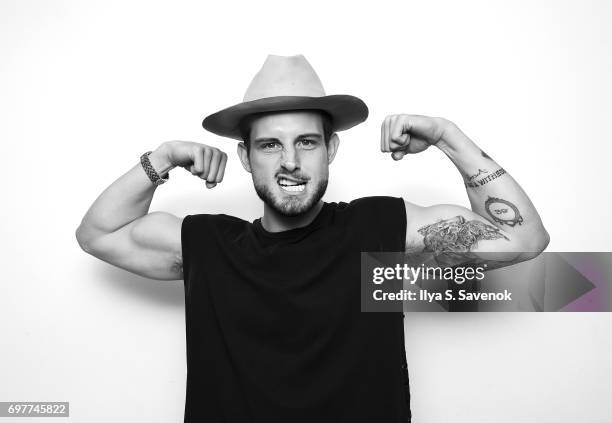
xmin=252 ymin=137 xmax=279 ymax=144
xmin=252 ymin=133 xmax=323 ymax=143
xmin=296 ymin=133 xmax=323 ymax=139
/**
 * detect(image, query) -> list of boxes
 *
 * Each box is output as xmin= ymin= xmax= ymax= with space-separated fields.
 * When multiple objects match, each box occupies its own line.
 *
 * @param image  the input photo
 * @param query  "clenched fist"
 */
xmin=153 ymin=140 xmax=228 ymax=188
xmin=380 ymin=114 xmax=457 ymax=161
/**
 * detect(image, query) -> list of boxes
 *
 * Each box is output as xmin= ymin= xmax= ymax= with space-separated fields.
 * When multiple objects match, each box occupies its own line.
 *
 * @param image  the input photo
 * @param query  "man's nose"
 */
xmin=281 ymin=148 xmax=299 ymax=172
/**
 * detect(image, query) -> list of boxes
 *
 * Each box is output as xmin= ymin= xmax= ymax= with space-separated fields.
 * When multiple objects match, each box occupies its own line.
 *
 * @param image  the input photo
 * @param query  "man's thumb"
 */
xmin=392 ymin=151 xmax=406 ymax=161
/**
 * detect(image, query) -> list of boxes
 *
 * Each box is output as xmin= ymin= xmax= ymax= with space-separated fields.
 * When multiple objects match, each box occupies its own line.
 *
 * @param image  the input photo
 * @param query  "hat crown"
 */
xmin=243 ymin=54 xmax=326 ymax=101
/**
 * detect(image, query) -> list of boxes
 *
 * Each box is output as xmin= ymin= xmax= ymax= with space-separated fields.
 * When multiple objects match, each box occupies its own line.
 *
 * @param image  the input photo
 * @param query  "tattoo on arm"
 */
xmin=484 ymin=196 xmax=524 ymax=227
xmin=465 ymin=168 xmax=506 ymax=188
xmin=466 ymin=168 xmax=488 ymax=181
xmin=418 ymin=215 xmax=509 ymax=254
xmin=415 ymin=215 xmax=511 ymax=268
xmin=172 ymin=254 xmax=184 ymax=279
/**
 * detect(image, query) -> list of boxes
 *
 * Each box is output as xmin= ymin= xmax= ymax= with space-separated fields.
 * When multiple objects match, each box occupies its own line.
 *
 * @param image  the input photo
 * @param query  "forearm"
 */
xmin=76 ymin=144 xmax=174 ymax=246
xmin=438 ymin=123 xmax=549 ymax=252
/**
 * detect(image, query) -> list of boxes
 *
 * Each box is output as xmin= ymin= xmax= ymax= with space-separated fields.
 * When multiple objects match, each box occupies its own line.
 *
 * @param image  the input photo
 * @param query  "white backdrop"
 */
xmin=1 ymin=0 xmax=611 ymax=422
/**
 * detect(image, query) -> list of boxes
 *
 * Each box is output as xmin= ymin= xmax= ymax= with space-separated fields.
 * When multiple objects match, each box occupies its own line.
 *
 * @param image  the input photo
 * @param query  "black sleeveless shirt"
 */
xmin=181 ymin=196 xmax=411 ymax=422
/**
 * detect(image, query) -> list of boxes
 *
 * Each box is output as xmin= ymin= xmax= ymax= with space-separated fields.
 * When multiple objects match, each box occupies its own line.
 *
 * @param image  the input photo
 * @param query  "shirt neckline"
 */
xmin=252 ymin=202 xmax=332 ymax=239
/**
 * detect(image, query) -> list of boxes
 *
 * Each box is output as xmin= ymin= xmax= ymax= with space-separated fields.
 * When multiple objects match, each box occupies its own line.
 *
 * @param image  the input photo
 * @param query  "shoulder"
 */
xmin=338 ymin=196 xmax=407 ymax=228
xmin=337 ymin=196 xmax=408 ymax=249
xmin=341 ymin=197 xmax=429 ymax=222
xmin=181 ymin=213 xmax=249 ymax=241
xmin=183 ymin=213 xmax=246 ymax=226
xmin=347 ymin=196 xmax=406 ymax=213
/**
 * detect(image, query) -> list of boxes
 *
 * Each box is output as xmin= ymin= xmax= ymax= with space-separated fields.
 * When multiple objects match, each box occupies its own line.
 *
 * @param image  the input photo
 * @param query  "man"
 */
xmin=76 ymin=54 xmax=549 ymax=422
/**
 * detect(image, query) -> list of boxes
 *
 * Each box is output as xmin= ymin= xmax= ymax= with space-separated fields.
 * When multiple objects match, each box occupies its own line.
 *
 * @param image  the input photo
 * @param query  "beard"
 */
xmin=253 ymin=177 xmax=328 ymax=217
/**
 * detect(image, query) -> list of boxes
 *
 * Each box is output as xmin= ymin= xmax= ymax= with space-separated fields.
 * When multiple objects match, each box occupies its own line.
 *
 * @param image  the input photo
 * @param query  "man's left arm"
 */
xmin=381 ymin=114 xmax=549 ymax=268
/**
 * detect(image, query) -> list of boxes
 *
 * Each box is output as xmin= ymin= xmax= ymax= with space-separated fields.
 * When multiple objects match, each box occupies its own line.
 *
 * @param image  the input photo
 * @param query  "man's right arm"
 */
xmin=75 ymin=141 xmax=228 ymax=281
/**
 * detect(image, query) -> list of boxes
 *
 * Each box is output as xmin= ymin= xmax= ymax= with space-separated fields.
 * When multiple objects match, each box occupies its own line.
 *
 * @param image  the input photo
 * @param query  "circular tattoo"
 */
xmin=484 ymin=196 xmax=523 ymax=227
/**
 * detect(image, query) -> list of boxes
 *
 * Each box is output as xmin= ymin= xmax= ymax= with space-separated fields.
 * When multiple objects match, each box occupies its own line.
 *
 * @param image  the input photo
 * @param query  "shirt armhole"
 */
xmin=181 ymin=215 xmax=193 ymax=293
xmin=397 ymin=197 xmax=407 ymax=252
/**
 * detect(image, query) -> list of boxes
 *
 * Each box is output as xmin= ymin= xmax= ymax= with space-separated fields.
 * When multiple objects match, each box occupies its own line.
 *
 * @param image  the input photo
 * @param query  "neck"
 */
xmin=260 ymin=200 xmax=325 ymax=232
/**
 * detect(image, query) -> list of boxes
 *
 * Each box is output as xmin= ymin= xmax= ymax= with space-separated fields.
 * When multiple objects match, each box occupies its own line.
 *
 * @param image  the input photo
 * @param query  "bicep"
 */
xmin=404 ymin=201 xmax=527 ymax=268
xmin=87 ymin=212 xmax=184 ymax=280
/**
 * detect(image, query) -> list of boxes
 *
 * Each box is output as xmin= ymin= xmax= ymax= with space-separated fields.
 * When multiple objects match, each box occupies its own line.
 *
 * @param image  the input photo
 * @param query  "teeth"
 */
xmin=280 ymin=183 xmax=305 ymax=192
xmin=278 ymin=178 xmax=304 ymax=186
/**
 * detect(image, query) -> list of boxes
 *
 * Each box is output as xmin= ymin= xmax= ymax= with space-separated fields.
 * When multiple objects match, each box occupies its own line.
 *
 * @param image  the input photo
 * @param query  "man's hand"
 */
xmin=380 ymin=114 xmax=469 ymax=161
xmin=152 ymin=140 xmax=228 ymax=188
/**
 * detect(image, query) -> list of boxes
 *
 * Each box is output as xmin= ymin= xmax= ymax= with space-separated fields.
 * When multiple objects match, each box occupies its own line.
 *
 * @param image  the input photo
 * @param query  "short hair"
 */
xmin=238 ymin=109 xmax=334 ymax=154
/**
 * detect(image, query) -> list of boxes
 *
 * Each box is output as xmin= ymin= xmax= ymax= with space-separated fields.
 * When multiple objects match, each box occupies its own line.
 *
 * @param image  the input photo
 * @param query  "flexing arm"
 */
xmin=381 ymin=115 xmax=549 ymax=269
xmin=75 ymin=141 xmax=227 ymax=280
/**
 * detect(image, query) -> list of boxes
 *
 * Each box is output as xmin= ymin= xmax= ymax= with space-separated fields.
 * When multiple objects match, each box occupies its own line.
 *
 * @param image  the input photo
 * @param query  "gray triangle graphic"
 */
xmin=542 ymin=253 xmax=596 ymax=311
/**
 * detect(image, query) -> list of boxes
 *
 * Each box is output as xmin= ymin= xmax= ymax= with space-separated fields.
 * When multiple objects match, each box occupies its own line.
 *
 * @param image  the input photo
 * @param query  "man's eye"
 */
xmin=299 ymin=139 xmax=316 ymax=147
xmin=262 ymin=142 xmax=279 ymax=150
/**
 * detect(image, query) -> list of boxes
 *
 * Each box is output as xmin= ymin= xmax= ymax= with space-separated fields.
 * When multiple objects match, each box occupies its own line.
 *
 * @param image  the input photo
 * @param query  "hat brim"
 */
xmin=202 ymin=95 xmax=368 ymax=141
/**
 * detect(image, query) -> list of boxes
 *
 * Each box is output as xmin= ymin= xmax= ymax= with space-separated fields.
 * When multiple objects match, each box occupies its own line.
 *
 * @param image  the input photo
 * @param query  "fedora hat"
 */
xmin=202 ymin=54 xmax=369 ymax=140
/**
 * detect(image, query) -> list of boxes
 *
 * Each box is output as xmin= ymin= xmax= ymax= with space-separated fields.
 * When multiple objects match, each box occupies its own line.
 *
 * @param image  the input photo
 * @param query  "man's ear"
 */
xmin=327 ymin=133 xmax=340 ymax=164
xmin=237 ymin=142 xmax=251 ymax=173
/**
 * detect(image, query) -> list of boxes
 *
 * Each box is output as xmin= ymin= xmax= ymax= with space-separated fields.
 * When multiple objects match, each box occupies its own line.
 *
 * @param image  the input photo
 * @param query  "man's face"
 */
xmin=239 ymin=110 xmax=338 ymax=217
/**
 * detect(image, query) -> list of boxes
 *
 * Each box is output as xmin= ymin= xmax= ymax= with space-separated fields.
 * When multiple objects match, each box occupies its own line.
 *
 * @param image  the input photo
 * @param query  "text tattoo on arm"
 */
xmin=465 ymin=168 xmax=506 ymax=188
xmin=466 ymin=169 xmax=488 ymax=181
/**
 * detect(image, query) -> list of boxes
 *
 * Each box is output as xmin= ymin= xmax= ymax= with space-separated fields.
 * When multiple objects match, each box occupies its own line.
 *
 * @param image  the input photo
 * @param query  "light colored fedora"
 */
xmin=202 ymin=54 xmax=369 ymax=140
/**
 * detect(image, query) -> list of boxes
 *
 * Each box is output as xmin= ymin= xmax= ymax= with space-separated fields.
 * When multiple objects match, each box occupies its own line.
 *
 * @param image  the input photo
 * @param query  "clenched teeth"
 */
xmin=279 ymin=182 xmax=306 ymax=192
xmin=278 ymin=178 xmax=306 ymax=186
